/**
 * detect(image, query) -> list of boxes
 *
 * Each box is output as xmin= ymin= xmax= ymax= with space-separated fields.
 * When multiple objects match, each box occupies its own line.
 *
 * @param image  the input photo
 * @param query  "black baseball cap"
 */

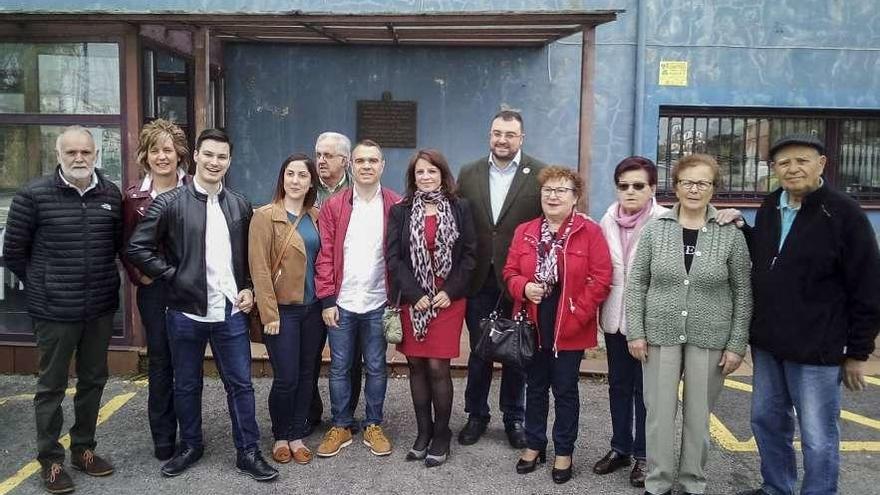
xmin=769 ymin=133 xmax=825 ymax=160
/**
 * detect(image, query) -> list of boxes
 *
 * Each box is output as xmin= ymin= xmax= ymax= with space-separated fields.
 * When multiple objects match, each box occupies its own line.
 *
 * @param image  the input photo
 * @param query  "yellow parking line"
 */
xmin=0 ymin=392 xmax=136 ymax=495
xmin=0 ymin=388 xmax=76 ymax=407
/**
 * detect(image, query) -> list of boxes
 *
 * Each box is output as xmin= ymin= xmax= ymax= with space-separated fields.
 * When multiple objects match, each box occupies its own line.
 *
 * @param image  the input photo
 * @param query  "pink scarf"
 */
xmin=614 ymin=198 xmax=654 ymax=265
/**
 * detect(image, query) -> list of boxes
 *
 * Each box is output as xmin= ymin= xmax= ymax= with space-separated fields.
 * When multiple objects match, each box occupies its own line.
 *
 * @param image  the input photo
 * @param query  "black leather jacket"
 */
xmin=126 ymin=181 xmax=253 ymax=316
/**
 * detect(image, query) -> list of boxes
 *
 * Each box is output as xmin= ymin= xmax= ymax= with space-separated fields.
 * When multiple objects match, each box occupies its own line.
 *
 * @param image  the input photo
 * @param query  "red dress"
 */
xmin=397 ymin=215 xmax=465 ymax=359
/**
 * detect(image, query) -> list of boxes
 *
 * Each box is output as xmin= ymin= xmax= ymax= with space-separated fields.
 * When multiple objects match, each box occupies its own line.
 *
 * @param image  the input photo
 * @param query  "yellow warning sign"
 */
xmin=659 ymin=60 xmax=688 ymax=86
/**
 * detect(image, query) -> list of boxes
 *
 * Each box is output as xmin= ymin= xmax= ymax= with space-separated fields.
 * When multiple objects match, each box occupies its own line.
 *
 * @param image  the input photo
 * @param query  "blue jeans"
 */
xmin=524 ymin=349 xmax=583 ymax=456
xmin=751 ymin=347 xmax=842 ymax=495
xmin=605 ymin=331 xmax=646 ymax=459
xmin=166 ymin=308 xmax=260 ymax=451
xmin=328 ymin=305 xmax=387 ymax=427
xmin=263 ymin=302 xmax=324 ymax=441
xmin=463 ymin=275 xmax=525 ymax=425
xmin=137 ymin=281 xmax=177 ymax=451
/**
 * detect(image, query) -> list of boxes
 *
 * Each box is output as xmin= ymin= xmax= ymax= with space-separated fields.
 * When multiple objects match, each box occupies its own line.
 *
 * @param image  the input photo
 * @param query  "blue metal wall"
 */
xmin=11 ymin=0 xmax=880 ymax=229
xmin=224 ymin=42 xmax=585 ymax=203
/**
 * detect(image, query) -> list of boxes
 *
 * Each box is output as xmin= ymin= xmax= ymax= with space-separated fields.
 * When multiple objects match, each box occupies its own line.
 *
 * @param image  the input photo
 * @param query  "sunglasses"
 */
xmin=616 ymin=182 xmax=648 ymax=192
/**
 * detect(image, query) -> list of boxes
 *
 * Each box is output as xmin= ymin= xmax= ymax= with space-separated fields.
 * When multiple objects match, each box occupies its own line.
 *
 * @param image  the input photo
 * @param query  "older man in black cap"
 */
xmin=738 ymin=134 xmax=880 ymax=495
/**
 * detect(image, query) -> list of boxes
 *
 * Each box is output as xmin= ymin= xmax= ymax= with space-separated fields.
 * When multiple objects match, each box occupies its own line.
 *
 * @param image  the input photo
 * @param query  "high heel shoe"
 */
xmin=515 ymin=449 xmax=546 ymax=474
xmin=424 ymin=429 xmax=451 ymax=468
xmin=551 ymin=457 xmax=573 ymax=484
xmin=405 ymin=447 xmax=427 ymax=461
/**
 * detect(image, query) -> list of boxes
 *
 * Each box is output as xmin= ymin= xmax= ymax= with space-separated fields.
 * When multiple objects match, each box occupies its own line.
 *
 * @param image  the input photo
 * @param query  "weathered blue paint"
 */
xmin=8 ymin=0 xmax=880 ymax=230
xmin=225 ymin=42 xmax=586 ymax=203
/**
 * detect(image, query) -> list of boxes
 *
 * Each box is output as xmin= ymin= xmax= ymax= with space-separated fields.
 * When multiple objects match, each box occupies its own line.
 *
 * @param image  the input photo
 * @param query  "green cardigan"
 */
xmin=625 ymin=205 xmax=752 ymax=355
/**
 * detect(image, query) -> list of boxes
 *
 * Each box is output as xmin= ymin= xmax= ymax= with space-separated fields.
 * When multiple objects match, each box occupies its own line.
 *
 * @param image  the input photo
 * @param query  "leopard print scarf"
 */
xmin=409 ymin=190 xmax=459 ymax=340
xmin=534 ymin=213 xmax=574 ymax=294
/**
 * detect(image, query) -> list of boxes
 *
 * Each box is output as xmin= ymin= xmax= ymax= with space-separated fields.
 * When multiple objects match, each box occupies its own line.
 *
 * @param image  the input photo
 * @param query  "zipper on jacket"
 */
xmin=552 ymin=223 xmax=582 ymax=358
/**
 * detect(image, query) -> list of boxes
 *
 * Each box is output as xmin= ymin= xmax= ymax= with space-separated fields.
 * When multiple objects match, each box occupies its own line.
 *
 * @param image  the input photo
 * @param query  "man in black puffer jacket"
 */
xmin=3 ymin=125 xmax=122 ymax=494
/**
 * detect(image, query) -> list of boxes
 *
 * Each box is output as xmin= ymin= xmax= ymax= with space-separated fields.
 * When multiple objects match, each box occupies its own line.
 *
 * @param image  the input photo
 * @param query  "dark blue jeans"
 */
xmin=166 ymin=308 xmax=260 ymax=451
xmin=524 ymin=349 xmax=583 ymax=456
xmin=328 ymin=305 xmax=387 ymax=427
xmin=751 ymin=347 xmax=842 ymax=495
xmin=464 ymin=275 xmax=525 ymax=425
xmin=605 ymin=331 xmax=646 ymax=459
xmin=309 ymin=325 xmax=362 ymax=425
xmin=137 ymin=281 xmax=177 ymax=451
xmin=263 ymin=302 xmax=324 ymax=441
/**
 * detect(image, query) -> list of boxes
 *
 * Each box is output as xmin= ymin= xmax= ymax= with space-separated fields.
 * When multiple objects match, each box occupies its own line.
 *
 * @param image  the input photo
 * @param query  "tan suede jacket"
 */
xmin=248 ymin=202 xmax=319 ymax=325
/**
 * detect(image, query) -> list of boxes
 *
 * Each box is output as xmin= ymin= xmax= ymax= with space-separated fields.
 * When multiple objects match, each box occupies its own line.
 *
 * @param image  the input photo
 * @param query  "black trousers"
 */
xmin=137 ymin=281 xmax=177 ymax=451
xmin=33 ymin=314 xmax=114 ymax=467
xmin=524 ymin=349 xmax=583 ymax=456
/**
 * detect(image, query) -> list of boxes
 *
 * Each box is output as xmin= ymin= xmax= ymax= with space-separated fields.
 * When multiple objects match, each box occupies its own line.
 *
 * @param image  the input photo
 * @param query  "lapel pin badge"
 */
xmin=522 ymin=167 xmax=531 ymax=174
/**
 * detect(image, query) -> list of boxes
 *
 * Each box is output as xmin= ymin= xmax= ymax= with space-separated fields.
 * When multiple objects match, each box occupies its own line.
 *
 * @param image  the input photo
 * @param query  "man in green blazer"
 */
xmin=456 ymin=110 xmax=546 ymax=448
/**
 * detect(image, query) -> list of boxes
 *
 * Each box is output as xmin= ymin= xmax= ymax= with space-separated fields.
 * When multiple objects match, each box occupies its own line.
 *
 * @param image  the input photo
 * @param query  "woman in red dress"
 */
xmin=386 ymin=149 xmax=476 ymax=467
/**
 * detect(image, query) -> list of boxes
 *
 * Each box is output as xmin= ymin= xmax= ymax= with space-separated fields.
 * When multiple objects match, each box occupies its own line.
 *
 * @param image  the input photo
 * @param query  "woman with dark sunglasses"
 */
xmin=593 ymin=156 xmax=668 ymax=488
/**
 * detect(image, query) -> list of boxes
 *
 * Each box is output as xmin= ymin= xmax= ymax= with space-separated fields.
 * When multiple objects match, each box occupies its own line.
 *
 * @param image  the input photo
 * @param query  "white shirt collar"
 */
xmin=352 ymin=185 xmax=382 ymax=203
xmin=58 ymin=169 xmax=98 ymax=195
xmin=488 ymin=149 xmax=522 ymax=173
xmin=139 ymin=169 xmax=187 ymax=193
xmin=193 ymin=177 xmax=223 ymax=198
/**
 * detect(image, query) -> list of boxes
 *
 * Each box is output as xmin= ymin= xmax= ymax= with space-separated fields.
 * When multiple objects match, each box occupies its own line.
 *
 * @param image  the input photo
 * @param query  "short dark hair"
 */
xmin=352 ymin=139 xmax=382 ymax=159
xmin=491 ymin=110 xmax=524 ymax=132
xmin=613 ymin=156 xmax=658 ymax=186
xmin=404 ymin=149 xmax=457 ymax=200
xmin=196 ymin=128 xmax=233 ymax=155
xmin=272 ymin=153 xmax=318 ymax=209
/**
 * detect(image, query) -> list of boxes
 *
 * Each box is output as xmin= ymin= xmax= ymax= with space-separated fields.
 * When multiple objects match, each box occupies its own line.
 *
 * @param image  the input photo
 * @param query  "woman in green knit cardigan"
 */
xmin=624 ymin=154 xmax=752 ymax=495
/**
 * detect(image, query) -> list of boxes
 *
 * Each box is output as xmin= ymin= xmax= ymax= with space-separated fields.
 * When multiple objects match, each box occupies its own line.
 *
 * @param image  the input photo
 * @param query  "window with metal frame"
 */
xmin=657 ymin=107 xmax=880 ymax=204
xmin=0 ymin=41 xmax=125 ymax=339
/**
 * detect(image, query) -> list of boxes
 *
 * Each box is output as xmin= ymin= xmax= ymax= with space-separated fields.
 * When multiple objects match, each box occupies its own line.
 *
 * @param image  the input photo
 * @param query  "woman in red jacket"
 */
xmin=504 ymin=166 xmax=612 ymax=485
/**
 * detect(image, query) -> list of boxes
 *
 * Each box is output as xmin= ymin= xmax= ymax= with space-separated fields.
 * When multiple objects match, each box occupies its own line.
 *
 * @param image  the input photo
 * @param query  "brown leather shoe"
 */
xmin=71 ymin=449 xmax=114 ymax=477
xmin=630 ymin=458 xmax=647 ymax=487
xmin=592 ymin=450 xmax=631 ymax=475
xmin=271 ymin=444 xmax=292 ymax=464
xmin=41 ymin=463 xmax=74 ymax=494
xmin=292 ymin=447 xmax=313 ymax=465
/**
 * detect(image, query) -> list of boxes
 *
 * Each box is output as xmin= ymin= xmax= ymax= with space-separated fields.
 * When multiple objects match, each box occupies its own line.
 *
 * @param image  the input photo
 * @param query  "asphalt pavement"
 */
xmin=1 ymin=373 xmax=879 ymax=495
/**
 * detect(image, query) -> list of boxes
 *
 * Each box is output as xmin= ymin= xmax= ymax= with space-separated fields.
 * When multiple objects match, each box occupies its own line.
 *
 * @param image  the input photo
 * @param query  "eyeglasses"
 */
xmin=540 ymin=186 xmax=575 ymax=197
xmin=677 ymin=179 xmax=714 ymax=191
xmin=491 ymin=131 xmax=523 ymax=140
xmin=616 ymin=182 xmax=648 ymax=192
xmin=316 ymin=152 xmax=342 ymax=160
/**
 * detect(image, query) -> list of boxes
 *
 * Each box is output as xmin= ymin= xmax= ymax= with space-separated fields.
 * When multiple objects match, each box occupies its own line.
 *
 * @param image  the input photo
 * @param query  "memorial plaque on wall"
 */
xmin=356 ymin=92 xmax=417 ymax=148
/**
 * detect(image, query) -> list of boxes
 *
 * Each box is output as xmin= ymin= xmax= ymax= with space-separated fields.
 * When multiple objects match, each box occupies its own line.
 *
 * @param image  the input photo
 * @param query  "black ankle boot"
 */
xmin=515 ymin=449 xmax=546 ymax=474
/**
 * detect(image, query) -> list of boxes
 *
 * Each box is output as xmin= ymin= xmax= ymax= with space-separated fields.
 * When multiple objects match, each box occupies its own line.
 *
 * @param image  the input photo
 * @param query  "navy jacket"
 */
xmin=747 ymin=184 xmax=880 ymax=364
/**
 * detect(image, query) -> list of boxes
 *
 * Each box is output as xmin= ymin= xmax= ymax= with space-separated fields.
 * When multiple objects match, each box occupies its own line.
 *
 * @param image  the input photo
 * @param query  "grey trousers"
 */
xmin=642 ymin=344 xmax=724 ymax=495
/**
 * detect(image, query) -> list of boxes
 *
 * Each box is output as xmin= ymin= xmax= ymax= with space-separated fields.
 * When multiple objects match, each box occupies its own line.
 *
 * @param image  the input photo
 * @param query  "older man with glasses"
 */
xmin=306 ymin=131 xmax=363 ymax=438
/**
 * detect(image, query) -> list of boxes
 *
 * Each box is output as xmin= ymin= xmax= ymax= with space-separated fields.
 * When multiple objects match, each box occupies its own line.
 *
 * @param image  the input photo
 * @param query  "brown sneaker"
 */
xmin=41 ymin=463 xmax=74 ymax=494
xmin=71 ymin=449 xmax=114 ymax=477
xmin=316 ymin=426 xmax=353 ymax=457
xmin=362 ymin=424 xmax=392 ymax=456
xmin=292 ymin=446 xmax=313 ymax=465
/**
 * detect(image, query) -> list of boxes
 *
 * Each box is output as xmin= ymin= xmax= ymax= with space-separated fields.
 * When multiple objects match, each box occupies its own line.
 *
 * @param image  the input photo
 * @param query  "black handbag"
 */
xmin=475 ymin=304 xmax=537 ymax=369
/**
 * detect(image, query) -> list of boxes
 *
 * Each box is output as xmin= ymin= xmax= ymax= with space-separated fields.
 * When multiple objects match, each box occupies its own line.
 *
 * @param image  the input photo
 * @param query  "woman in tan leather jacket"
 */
xmin=248 ymin=153 xmax=323 ymax=466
